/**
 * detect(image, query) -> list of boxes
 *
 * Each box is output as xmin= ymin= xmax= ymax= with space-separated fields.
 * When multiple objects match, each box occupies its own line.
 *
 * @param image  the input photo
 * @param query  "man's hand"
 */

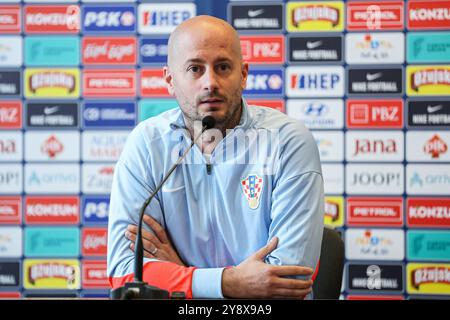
xmin=222 ymin=237 xmax=313 ymax=299
xmin=125 ymin=214 xmax=186 ymax=266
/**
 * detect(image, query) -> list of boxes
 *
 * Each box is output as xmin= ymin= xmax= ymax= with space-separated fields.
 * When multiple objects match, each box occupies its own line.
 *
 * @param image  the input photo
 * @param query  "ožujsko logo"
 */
xmin=287 ymin=2 xmax=344 ymax=32
xmin=324 ymin=196 xmax=344 ymax=227
xmin=407 ymin=66 xmax=450 ymax=96
xmin=407 ymin=263 xmax=450 ymax=295
xmin=24 ymin=69 xmax=79 ymax=98
xmin=24 ymin=259 xmax=80 ymax=289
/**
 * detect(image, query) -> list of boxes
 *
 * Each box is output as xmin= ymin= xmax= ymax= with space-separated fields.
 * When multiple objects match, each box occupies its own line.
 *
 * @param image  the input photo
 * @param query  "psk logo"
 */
xmin=241 ymin=174 xmax=263 ymax=210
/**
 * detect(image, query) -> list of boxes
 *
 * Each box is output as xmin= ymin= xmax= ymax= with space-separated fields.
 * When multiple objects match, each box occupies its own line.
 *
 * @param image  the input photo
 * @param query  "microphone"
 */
xmin=111 ymin=116 xmax=215 ymax=299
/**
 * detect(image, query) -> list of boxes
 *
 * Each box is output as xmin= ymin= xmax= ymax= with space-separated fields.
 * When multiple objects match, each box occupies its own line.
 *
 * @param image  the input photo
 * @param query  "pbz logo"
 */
xmin=83 ymin=6 xmax=136 ymax=33
xmin=244 ymin=69 xmax=283 ymax=96
xmin=83 ymin=196 xmax=109 ymax=224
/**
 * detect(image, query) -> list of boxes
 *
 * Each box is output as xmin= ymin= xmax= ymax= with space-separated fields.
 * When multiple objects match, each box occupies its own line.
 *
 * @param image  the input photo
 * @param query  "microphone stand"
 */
xmin=111 ymin=117 xmax=215 ymax=299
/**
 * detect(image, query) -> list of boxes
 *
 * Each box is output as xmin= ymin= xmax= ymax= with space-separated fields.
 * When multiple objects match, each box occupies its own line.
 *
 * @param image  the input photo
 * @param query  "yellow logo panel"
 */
xmin=287 ymin=1 xmax=345 ymax=32
xmin=25 ymin=68 xmax=80 ymax=98
xmin=407 ymin=263 xmax=450 ymax=295
xmin=24 ymin=259 xmax=81 ymax=290
xmin=406 ymin=65 xmax=450 ymax=96
xmin=324 ymin=196 xmax=344 ymax=227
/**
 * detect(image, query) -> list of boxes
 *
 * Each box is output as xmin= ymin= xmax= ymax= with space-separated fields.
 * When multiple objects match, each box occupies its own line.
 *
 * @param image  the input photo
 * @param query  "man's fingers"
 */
xmin=125 ymin=230 xmax=157 ymax=253
xmin=272 ymin=278 xmax=313 ymax=290
xmin=252 ymin=237 xmax=278 ymax=260
xmin=130 ymin=243 xmax=156 ymax=259
xmin=271 ymin=265 xmax=314 ymax=276
xmin=127 ymin=225 xmax=162 ymax=247
xmin=143 ymin=215 xmax=169 ymax=244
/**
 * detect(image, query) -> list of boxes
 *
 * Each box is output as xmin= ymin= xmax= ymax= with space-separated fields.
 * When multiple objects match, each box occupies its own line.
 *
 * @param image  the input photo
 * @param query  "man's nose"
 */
xmin=202 ymin=68 xmax=219 ymax=92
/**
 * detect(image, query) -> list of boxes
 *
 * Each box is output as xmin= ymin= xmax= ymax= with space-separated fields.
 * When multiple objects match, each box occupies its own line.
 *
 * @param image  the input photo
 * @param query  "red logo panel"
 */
xmin=0 ymin=6 xmax=21 ymax=33
xmin=407 ymin=198 xmax=450 ymax=228
xmin=347 ymin=197 xmax=404 ymax=227
xmin=346 ymin=100 xmax=403 ymax=129
xmin=0 ymin=101 xmax=22 ymax=129
xmin=240 ymin=35 xmax=284 ymax=64
xmin=24 ymin=5 xmax=80 ymax=34
xmin=82 ymin=227 xmax=108 ymax=257
xmin=140 ymin=69 xmax=170 ymax=97
xmin=25 ymin=196 xmax=80 ymax=225
xmin=82 ymin=260 xmax=109 ymax=289
xmin=83 ymin=69 xmax=136 ymax=97
xmin=82 ymin=37 xmax=137 ymax=65
xmin=246 ymin=99 xmax=285 ymax=113
xmin=347 ymin=1 xmax=404 ymax=30
xmin=0 ymin=196 xmax=21 ymax=224
xmin=0 ymin=292 xmax=21 ymax=299
xmin=408 ymin=0 xmax=450 ymax=30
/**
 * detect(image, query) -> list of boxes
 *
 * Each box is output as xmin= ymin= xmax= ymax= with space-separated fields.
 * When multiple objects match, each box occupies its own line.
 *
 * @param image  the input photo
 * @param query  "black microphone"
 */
xmin=111 ymin=116 xmax=215 ymax=300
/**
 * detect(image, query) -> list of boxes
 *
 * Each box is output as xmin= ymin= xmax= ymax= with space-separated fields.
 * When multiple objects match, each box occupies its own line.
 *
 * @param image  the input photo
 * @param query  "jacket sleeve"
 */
xmin=107 ymin=124 xmax=197 ymax=298
xmin=265 ymin=121 xmax=325 ymax=297
xmin=107 ymin=124 xmax=226 ymax=299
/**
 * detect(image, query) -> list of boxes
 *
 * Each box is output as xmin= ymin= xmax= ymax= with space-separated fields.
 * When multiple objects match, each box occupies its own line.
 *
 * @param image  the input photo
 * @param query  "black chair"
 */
xmin=312 ymin=227 xmax=345 ymax=299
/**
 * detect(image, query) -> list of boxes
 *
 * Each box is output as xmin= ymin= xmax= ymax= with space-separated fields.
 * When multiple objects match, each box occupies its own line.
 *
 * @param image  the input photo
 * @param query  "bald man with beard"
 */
xmin=107 ymin=16 xmax=324 ymax=299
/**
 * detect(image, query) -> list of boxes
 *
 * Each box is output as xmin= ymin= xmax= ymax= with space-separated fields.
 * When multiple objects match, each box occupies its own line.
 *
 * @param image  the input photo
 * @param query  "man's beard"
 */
xmin=180 ymin=89 xmax=242 ymax=127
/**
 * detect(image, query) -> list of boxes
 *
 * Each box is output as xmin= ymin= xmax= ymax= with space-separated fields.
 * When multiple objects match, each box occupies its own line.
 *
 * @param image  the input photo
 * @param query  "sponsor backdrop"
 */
xmin=0 ymin=0 xmax=449 ymax=300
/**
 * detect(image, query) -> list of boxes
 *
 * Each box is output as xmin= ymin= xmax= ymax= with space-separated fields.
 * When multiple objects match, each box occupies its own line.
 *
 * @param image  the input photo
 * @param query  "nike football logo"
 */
xmin=306 ymin=41 xmax=323 ymax=49
xmin=427 ymin=105 xmax=443 ymax=113
xmin=366 ymin=73 xmax=382 ymax=81
xmin=44 ymin=106 xmax=59 ymax=115
xmin=248 ymin=9 xmax=264 ymax=17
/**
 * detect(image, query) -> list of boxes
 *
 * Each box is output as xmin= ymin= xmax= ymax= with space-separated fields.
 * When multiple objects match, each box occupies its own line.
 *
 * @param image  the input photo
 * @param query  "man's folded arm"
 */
xmin=107 ymin=126 xmax=226 ymax=298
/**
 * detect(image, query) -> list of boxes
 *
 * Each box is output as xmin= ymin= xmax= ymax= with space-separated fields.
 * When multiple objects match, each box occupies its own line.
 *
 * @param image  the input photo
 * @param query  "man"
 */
xmin=107 ymin=15 xmax=324 ymax=299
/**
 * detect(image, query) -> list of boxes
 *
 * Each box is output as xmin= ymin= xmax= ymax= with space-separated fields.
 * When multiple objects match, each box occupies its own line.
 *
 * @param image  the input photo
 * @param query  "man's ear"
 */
xmin=241 ymin=62 xmax=249 ymax=90
xmin=163 ymin=66 xmax=175 ymax=96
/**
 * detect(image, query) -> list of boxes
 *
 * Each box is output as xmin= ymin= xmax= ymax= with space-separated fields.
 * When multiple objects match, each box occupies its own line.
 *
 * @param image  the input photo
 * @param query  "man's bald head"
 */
xmin=167 ymin=15 xmax=242 ymax=68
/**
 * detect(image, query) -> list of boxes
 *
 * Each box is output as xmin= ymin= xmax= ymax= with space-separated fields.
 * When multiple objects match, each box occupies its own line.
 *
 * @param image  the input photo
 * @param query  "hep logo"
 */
xmin=424 ymin=134 xmax=448 ymax=159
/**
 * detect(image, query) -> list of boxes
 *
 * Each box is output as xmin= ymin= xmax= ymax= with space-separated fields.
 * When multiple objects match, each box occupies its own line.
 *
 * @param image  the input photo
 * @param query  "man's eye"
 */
xmin=188 ymin=66 xmax=201 ymax=73
xmin=218 ymin=64 xmax=231 ymax=71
